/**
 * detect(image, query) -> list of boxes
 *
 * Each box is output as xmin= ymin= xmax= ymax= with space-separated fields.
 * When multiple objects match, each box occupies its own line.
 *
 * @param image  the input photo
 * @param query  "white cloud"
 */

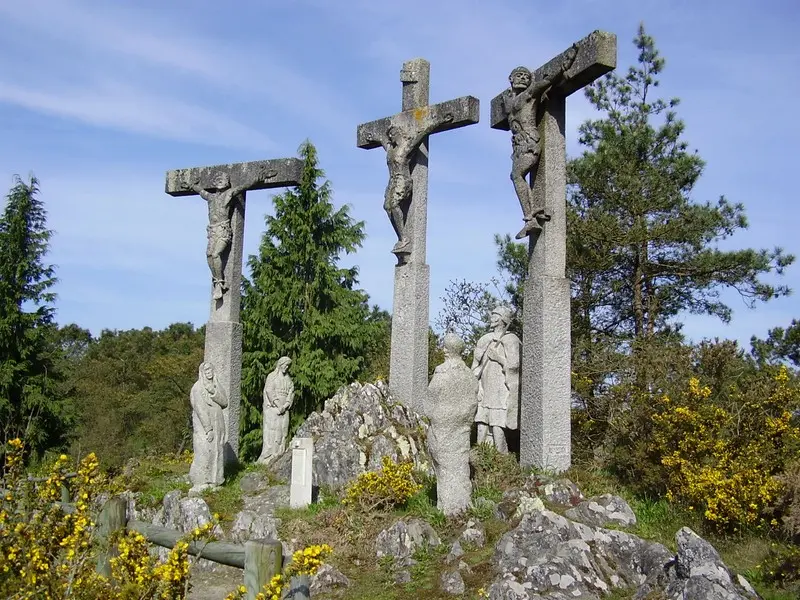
xmin=0 ymin=81 xmax=276 ymax=150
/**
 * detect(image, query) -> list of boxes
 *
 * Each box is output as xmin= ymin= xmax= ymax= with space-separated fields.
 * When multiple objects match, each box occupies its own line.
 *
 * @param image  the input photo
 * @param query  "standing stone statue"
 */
xmin=472 ymin=306 xmax=521 ymax=453
xmin=189 ymin=362 xmax=228 ymax=493
xmin=505 ymin=45 xmax=577 ymax=239
xmin=257 ymin=357 xmax=295 ymax=465
xmin=186 ymin=169 xmax=277 ymax=300
xmin=426 ymin=333 xmax=478 ymax=516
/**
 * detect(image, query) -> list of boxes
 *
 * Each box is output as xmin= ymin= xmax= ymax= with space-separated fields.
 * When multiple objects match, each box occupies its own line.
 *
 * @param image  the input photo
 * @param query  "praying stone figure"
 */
xmin=426 ymin=333 xmax=478 ymax=516
xmin=472 ymin=306 xmax=521 ymax=453
xmin=505 ymin=45 xmax=578 ymax=239
xmin=370 ymin=113 xmax=454 ymax=256
xmin=257 ymin=356 xmax=295 ymax=465
xmin=189 ymin=362 xmax=228 ymax=493
xmin=187 ymin=169 xmax=277 ymax=300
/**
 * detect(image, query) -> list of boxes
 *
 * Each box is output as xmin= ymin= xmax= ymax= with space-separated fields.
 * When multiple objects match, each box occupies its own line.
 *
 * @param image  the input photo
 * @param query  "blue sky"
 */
xmin=0 ymin=0 xmax=797 ymax=348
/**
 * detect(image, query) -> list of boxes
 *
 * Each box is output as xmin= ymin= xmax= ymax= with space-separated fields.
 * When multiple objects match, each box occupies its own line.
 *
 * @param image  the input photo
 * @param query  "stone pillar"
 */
xmin=390 ymin=59 xmax=431 ymax=414
xmin=520 ymin=96 xmax=571 ymax=471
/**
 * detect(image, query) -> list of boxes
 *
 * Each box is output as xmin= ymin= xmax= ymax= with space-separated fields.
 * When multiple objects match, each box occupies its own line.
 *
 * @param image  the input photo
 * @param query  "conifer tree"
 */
xmin=240 ymin=142 xmax=376 ymax=459
xmin=568 ymin=24 xmax=792 ymax=345
xmin=0 ymin=176 xmax=71 ymax=460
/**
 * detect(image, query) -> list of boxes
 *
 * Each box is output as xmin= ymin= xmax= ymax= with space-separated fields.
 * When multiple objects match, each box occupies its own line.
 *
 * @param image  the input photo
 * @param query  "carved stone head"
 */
xmin=490 ymin=305 xmax=514 ymax=329
xmin=200 ymin=361 xmax=214 ymax=380
xmin=386 ymin=125 xmax=398 ymax=144
xmin=443 ymin=332 xmax=466 ymax=360
xmin=210 ymin=172 xmax=231 ymax=190
xmin=275 ymin=356 xmax=291 ymax=374
xmin=509 ymin=66 xmax=532 ymax=91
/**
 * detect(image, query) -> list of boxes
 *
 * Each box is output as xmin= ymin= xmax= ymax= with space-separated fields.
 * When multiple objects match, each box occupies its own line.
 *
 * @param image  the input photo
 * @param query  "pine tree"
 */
xmin=568 ymin=24 xmax=793 ymax=345
xmin=0 ymin=176 xmax=71 ymax=460
xmin=240 ymin=142 xmax=377 ymax=460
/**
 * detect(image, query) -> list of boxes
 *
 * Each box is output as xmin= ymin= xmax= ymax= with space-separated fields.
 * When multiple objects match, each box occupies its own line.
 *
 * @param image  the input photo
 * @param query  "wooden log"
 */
xmin=244 ymin=539 xmax=282 ymax=600
xmin=282 ymin=574 xmax=311 ymax=600
xmin=96 ymin=497 xmax=127 ymax=577
xmin=127 ymin=520 xmax=246 ymax=568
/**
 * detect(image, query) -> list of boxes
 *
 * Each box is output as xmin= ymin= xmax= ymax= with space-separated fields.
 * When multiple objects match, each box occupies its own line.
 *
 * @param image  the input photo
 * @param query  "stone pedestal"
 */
xmin=289 ymin=438 xmax=313 ymax=509
xmin=204 ymin=321 xmax=243 ymax=465
xmin=390 ymin=262 xmax=430 ymax=414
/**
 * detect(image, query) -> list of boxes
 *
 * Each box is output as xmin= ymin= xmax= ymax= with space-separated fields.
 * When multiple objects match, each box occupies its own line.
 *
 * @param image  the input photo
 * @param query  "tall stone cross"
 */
xmin=166 ymin=158 xmax=303 ymax=465
xmin=490 ymin=31 xmax=617 ymax=472
xmin=357 ymin=59 xmax=480 ymax=413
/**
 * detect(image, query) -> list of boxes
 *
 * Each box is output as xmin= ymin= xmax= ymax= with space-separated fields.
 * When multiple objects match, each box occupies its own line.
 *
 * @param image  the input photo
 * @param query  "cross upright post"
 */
xmin=166 ymin=158 xmax=302 ymax=467
xmin=490 ymin=31 xmax=616 ymax=472
xmin=357 ymin=59 xmax=479 ymax=413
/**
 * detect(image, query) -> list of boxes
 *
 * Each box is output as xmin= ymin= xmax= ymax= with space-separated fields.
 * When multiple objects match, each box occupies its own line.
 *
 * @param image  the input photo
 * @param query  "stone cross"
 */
xmin=166 ymin=158 xmax=303 ymax=465
xmin=357 ymin=58 xmax=480 ymax=413
xmin=490 ymin=31 xmax=617 ymax=472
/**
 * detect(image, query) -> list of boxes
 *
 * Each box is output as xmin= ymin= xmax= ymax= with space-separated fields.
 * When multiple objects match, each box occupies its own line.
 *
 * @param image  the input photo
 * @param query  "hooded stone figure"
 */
xmin=426 ymin=332 xmax=479 ymax=516
xmin=471 ymin=305 xmax=521 ymax=453
xmin=258 ymin=356 xmax=295 ymax=464
xmin=189 ymin=361 xmax=228 ymax=492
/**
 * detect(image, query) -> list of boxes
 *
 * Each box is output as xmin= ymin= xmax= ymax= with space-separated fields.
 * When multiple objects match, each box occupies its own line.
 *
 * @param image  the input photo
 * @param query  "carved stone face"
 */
xmin=202 ymin=363 xmax=214 ymax=379
xmin=509 ymin=67 xmax=532 ymax=92
xmin=280 ymin=360 xmax=291 ymax=374
xmin=211 ymin=172 xmax=230 ymax=190
xmin=490 ymin=311 xmax=502 ymax=328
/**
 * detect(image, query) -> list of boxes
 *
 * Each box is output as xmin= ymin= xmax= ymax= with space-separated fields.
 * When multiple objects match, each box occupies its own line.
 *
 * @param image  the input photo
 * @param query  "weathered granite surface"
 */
xmin=189 ymin=362 xmax=227 ymax=493
xmin=565 ymin=493 xmax=637 ymax=529
xmin=272 ymin=381 xmax=431 ymax=489
xmin=490 ymin=30 xmax=617 ymax=473
xmin=258 ymin=357 xmax=294 ymax=465
xmin=427 ymin=333 xmax=478 ymax=516
xmin=356 ymin=57 xmax=479 ymax=416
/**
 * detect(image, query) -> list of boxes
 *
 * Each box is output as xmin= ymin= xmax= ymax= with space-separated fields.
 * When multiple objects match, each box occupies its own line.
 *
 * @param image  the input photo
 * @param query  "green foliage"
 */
xmin=751 ymin=320 xmax=800 ymax=368
xmin=69 ymin=323 xmax=204 ymax=468
xmin=362 ymin=306 xmax=391 ymax=382
xmin=0 ymin=175 xmax=72 ymax=462
xmin=569 ymin=24 xmax=792 ymax=346
xmin=241 ymin=141 xmax=378 ymax=461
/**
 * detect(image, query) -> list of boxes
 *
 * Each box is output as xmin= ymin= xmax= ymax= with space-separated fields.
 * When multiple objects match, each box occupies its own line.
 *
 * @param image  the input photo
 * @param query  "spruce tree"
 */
xmin=0 ymin=176 xmax=70 ymax=460
xmin=240 ymin=142 xmax=376 ymax=460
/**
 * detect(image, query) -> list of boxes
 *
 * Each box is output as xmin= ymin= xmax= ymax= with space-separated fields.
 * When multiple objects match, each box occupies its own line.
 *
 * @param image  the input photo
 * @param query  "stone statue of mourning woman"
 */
xmin=258 ymin=357 xmax=295 ymax=465
xmin=426 ymin=333 xmax=478 ymax=516
xmin=472 ymin=305 xmax=521 ymax=453
xmin=189 ymin=362 xmax=228 ymax=494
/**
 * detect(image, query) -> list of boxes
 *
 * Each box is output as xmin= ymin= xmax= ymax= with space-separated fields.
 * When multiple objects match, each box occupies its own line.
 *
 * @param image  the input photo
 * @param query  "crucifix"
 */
xmin=357 ymin=58 xmax=480 ymax=413
xmin=490 ymin=30 xmax=617 ymax=472
xmin=166 ymin=157 xmax=302 ymax=466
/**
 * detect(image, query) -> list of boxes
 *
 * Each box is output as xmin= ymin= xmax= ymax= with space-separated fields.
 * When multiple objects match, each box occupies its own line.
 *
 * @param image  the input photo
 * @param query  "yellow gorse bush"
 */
xmin=650 ymin=367 xmax=800 ymax=531
xmin=342 ymin=456 xmax=421 ymax=511
xmin=0 ymin=439 xmax=218 ymax=599
xmin=224 ymin=543 xmax=333 ymax=600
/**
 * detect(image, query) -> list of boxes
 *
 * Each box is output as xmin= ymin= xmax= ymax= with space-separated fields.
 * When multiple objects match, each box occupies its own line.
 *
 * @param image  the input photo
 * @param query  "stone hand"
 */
xmin=487 ymin=346 xmax=504 ymax=364
xmin=442 ymin=112 xmax=455 ymax=123
xmin=206 ymin=430 xmax=213 ymax=443
xmin=262 ymin=169 xmax=278 ymax=181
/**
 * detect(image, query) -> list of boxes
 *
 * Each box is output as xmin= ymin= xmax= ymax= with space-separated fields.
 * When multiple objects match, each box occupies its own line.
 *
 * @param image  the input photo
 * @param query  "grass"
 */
xmin=120 ymin=448 xmax=800 ymax=600
xmin=114 ymin=453 xmax=192 ymax=508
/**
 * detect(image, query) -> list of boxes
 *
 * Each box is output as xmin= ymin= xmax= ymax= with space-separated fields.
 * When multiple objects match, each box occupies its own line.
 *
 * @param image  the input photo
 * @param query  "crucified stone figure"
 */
xmin=187 ymin=169 xmax=276 ymax=300
xmin=372 ymin=112 xmax=454 ymax=255
xmin=505 ymin=45 xmax=578 ymax=239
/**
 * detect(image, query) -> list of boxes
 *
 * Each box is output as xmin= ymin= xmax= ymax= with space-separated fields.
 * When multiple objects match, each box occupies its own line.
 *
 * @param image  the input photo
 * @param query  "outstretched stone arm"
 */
xmin=411 ymin=112 xmax=454 ymax=148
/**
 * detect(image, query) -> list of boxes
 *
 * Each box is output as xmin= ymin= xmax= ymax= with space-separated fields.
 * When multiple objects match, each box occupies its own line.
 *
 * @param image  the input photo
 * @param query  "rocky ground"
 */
xmin=122 ymin=382 xmax=768 ymax=599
